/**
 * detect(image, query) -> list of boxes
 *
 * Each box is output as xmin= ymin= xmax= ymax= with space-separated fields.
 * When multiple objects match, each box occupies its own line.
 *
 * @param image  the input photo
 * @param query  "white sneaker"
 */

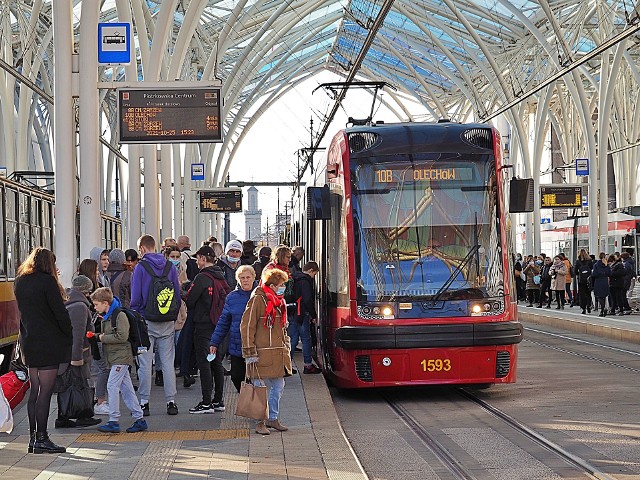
xmin=94 ymin=402 xmax=110 ymax=415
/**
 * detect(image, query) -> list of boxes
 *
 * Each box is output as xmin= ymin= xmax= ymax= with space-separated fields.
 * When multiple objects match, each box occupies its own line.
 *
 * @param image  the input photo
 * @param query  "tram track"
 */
xmin=383 ymin=389 xmax=617 ymax=480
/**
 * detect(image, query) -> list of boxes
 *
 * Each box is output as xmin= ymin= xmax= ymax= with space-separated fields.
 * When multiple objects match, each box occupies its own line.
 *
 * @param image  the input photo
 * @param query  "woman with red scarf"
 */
xmin=240 ymin=268 xmax=293 ymax=435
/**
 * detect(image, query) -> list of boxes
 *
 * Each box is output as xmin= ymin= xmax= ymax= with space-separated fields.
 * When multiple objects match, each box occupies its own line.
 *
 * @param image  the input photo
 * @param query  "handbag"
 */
xmin=56 ymin=365 xmax=94 ymax=419
xmin=0 ymin=338 xmax=30 ymax=411
xmin=235 ymin=364 xmax=268 ymax=420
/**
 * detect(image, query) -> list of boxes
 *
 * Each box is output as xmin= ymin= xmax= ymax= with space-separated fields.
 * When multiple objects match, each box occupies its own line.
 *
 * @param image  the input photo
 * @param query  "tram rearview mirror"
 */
xmin=509 ymin=178 xmax=534 ymax=213
xmin=307 ymin=185 xmax=331 ymax=220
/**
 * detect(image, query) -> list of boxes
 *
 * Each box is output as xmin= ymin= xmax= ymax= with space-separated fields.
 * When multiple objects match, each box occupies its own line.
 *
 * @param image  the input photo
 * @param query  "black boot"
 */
xmin=155 ymin=370 xmax=164 ymax=386
xmin=33 ymin=432 xmax=66 ymax=454
xmin=183 ymin=374 xmax=195 ymax=388
xmin=28 ymin=431 xmax=35 ymax=453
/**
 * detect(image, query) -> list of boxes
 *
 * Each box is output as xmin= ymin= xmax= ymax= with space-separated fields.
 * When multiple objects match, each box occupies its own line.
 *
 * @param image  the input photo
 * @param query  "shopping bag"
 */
xmin=56 ymin=366 xmax=94 ymax=419
xmin=0 ymin=341 xmax=30 ymax=411
xmin=0 ymin=354 xmax=13 ymax=433
xmin=235 ymin=380 xmax=268 ymax=420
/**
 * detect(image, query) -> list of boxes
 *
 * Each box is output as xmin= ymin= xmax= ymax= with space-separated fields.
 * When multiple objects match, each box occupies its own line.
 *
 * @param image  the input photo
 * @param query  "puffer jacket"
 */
xmin=210 ymin=286 xmax=252 ymax=357
xmin=64 ymin=288 xmax=93 ymax=365
xmin=609 ymin=260 xmax=626 ymax=289
xmin=549 ymin=261 xmax=567 ymax=291
xmin=99 ymin=297 xmax=134 ymax=368
xmin=240 ymin=286 xmax=292 ymax=379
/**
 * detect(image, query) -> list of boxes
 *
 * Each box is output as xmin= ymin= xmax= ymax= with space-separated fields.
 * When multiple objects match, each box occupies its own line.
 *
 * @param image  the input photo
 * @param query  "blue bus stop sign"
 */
xmin=98 ymin=23 xmax=131 ymax=65
xmin=575 ymin=158 xmax=589 ymax=176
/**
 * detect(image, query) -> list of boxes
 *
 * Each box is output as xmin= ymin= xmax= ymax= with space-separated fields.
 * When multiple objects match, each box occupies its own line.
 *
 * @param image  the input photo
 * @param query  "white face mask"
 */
xmin=276 ymin=286 xmax=286 ymax=296
xmin=227 ymin=256 xmax=241 ymax=263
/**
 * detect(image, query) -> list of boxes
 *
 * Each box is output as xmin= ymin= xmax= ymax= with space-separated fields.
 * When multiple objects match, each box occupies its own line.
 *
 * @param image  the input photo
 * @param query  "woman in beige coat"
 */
xmin=240 ymin=268 xmax=293 ymax=435
xmin=548 ymin=256 xmax=568 ymax=309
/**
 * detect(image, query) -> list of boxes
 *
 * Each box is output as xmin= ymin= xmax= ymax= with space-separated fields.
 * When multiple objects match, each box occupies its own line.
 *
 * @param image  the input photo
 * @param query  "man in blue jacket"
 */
xmin=131 ymin=234 xmax=181 ymax=416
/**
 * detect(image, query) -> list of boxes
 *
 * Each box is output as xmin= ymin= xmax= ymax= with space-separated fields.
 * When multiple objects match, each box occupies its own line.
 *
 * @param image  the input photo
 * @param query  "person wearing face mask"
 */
xmin=252 ymin=246 xmax=272 ymax=280
xmin=548 ymin=256 xmax=568 ymax=309
xmin=163 ymin=246 xmax=188 ymax=352
xmin=107 ymin=249 xmax=132 ymax=309
xmin=240 ymin=268 xmax=293 ymax=435
xmin=56 ymin=275 xmax=103 ymax=429
xmin=217 ymin=240 xmax=244 ymax=289
xmin=185 ymin=246 xmax=231 ymax=413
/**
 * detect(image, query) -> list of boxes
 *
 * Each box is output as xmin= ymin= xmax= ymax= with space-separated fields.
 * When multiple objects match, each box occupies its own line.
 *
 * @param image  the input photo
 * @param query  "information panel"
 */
xmin=540 ymin=185 xmax=583 ymax=209
xmin=199 ymin=189 xmax=242 ymax=213
xmin=118 ymin=87 xmax=222 ymax=143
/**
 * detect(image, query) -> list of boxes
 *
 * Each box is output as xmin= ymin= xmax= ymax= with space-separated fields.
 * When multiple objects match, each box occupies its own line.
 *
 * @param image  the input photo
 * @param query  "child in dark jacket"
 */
xmin=289 ymin=261 xmax=322 ymax=374
xmin=90 ymin=287 xmax=147 ymax=434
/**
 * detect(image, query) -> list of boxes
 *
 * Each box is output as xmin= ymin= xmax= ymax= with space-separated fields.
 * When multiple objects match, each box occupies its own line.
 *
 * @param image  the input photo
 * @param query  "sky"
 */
xmin=227 ymin=70 xmax=428 ymax=241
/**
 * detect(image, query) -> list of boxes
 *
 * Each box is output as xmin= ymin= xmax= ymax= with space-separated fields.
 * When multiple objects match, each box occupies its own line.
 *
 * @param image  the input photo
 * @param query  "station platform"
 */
xmin=518 ymin=295 xmax=640 ymax=345
xmin=0 ymin=354 xmax=367 ymax=480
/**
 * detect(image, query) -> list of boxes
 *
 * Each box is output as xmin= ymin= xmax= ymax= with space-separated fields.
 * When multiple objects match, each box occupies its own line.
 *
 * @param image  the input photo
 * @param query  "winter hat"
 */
xmin=72 ymin=275 xmax=94 ymax=294
xmin=242 ymin=240 xmax=256 ymax=253
xmin=109 ymin=248 xmax=126 ymax=265
xmin=258 ymin=246 xmax=272 ymax=258
xmin=225 ymin=240 xmax=243 ymax=254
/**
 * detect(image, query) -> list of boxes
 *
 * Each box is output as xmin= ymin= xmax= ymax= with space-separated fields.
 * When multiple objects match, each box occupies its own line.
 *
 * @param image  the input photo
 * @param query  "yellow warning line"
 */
xmin=75 ymin=428 xmax=249 ymax=443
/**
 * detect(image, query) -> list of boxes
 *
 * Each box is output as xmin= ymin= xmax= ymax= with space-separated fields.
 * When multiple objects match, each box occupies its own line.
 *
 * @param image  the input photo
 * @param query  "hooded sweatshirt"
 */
xmin=130 ymin=252 xmax=181 ymax=320
xmin=90 ymin=246 xmax=110 ymax=287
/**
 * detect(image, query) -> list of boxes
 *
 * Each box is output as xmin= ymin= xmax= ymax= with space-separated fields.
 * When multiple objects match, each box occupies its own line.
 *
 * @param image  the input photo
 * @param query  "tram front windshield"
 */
xmin=351 ymin=154 xmax=503 ymax=301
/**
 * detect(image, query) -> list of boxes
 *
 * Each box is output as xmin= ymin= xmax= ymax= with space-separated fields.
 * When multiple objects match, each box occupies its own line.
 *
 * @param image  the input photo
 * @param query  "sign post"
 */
xmin=575 ymin=158 xmax=589 ymax=176
xmin=98 ymin=23 xmax=131 ymax=65
xmin=191 ymin=164 xmax=205 ymax=181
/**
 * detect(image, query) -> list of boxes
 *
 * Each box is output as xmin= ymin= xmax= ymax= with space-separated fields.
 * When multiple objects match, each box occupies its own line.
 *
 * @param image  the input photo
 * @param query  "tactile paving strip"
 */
xmin=75 ymin=428 xmax=249 ymax=443
xmin=129 ymin=440 xmax=179 ymax=480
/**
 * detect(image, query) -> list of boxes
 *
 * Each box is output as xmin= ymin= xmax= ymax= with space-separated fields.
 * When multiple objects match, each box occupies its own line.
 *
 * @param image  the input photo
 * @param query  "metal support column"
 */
xmin=160 ymin=144 xmax=173 ymax=239
xmin=79 ymin=1 xmax=101 ymax=257
xmin=52 ymin=1 xmax=76 ymax=286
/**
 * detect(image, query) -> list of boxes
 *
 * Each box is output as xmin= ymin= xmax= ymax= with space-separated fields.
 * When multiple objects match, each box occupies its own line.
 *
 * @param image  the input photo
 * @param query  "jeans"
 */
xmin=194 ymin=325 xmax=224 ymax=405
xmin=253 ymin=377 xmax=285 ymax=421
xmin=138 ymin=320 xmax=177 ymax=404
xmin=91 ymin=344 xmax=109 ymax=400
xmin=107 ymin=364 xmax=143 ymax=422
xmin=288 ymin=313 xmax=312 ymax=365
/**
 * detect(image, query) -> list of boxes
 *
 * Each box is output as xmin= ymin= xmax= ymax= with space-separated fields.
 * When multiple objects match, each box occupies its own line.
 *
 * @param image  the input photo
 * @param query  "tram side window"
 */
xmin=42 ymin=201 xmax=52 ymax=249
xmin=18 ymin=192 xmax=31 ymax=266
xmin=326 ymin=188 xmax=348 ymax=307
xmin=5 ymin=188 xmax=17 ymax=278
xmin=31 ymin=197 xmax=41 ymax=248
xmin=0 ymin=187 xmax=4 ymax=278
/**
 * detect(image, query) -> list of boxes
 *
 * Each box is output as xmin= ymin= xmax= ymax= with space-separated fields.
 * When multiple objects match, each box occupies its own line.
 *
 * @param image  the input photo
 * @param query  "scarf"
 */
xmin=263 ymin=286 xmax=286 ymax=328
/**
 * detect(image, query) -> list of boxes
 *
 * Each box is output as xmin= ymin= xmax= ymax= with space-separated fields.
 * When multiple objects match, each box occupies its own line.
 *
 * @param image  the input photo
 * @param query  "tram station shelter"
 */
xmin=0 ymin=1 xmax=639 ymax=285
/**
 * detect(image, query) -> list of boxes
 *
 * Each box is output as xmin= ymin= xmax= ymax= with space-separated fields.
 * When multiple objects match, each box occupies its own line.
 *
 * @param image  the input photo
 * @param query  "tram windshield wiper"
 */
xmin=430 ymin=243 xmax=481 ymax=304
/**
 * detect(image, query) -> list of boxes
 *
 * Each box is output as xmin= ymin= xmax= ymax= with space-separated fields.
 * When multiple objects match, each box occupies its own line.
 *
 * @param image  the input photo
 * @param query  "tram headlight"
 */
xmin=471 ymin=304 xmax=483 ymax=314
xmin=381 ymin=306 xmax=393 ymax=317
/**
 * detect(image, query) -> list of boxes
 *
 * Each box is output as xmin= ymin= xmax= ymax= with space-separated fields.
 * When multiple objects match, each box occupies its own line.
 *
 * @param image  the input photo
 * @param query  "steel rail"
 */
xmin=457 ymin=389 xmax=617 ymax=480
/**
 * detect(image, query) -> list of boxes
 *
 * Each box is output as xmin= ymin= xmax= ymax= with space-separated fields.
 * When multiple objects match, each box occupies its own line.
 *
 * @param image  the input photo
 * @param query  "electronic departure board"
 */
xmin=199 ymin=189 xmax=242 ymax=213
xmin=540 ymin=185 xmax=583 ymax=208
xmin=118 ymin=87 xmax=222 ymax=144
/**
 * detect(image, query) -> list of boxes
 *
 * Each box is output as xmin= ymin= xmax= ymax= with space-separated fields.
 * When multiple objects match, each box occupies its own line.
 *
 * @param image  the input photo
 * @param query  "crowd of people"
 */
xmin=13 ymin=235 xmax=322 ymax=453
xmin=514 ymin=249 xmax=637 ymax=316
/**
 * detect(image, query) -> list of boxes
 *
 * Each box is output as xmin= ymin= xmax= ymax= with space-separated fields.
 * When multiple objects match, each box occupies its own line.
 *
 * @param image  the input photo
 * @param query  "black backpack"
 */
xmin=111 ymin=307 xmax=151 ymax=356
xmin=139 ymin=260 xmax=180 ymax=321
xmin=577 ymin=262 xmax=592 ymax=284
xmin=283 ymin=278 xmax=297 ymax=305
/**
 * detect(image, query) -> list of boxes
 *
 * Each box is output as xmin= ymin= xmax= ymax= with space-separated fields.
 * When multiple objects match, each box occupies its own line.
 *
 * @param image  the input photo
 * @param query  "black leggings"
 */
xmin=27 ymin=365 xmax=59 ymax=433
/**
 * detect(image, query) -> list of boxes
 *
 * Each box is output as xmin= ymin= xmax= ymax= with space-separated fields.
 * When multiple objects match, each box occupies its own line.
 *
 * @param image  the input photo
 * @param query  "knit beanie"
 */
xmin=109 ymin=248 xmax=126 ymax=265
xmin=72 ymin=275 xmax=94 ymax=294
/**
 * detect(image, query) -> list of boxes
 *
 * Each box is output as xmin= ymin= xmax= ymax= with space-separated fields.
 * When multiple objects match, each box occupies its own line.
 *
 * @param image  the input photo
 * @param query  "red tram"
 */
xmin=295 ymin=122 xmax=523 ymax=388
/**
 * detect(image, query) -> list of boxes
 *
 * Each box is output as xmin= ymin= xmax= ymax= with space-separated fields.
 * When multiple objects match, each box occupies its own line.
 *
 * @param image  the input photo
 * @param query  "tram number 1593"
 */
xmin=421 ymin=358 xmax=451 ymax=372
